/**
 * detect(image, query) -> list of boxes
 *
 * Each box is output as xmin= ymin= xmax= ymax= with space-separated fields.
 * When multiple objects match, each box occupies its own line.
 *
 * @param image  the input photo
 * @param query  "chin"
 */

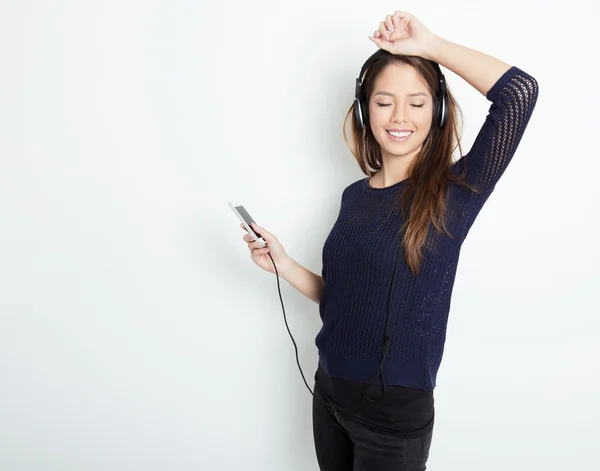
xmin=381 ymin=143 xmax=421 ymax=157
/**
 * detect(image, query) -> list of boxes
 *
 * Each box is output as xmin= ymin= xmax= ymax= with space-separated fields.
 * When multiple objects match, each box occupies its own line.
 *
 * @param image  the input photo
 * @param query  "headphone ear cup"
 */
xmin=353 ymin=98 xmax=363 ymax=129
xmin=360 ymin=98 xmax=369 ymax=129
xmin=439 ymin=93 xmax=448 ymax=127
xmin=434 ymin=93 xmax=449 ymax=127
xmin=434 ymin=96 xmax=441 ymax=127
xmin=438 ymin=73 xmax=449 ymax=128
xmin=354 ymin=97 xmax=368 ymax=129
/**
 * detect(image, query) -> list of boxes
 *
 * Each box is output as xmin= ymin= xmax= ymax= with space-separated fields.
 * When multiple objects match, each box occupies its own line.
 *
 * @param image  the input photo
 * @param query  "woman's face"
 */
xmin=368 ymin=63 xmax=434 ymax=160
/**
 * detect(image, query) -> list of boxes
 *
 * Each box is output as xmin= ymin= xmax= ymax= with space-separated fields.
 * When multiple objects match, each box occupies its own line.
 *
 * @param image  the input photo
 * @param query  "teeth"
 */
xmin=388 ymin=131 xmax=412 ymax=138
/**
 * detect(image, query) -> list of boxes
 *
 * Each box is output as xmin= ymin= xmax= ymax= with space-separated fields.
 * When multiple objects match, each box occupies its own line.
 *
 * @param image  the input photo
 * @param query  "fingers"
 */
xmin=377 ymin=11 xmax=410 ymax=43
xmin=242 ymin=233 xmax=261 ymax=244
xmin=378 ymin=21 xmax=391 ymax=41
xmin=250 ymin=245 xmax=267 ymax=255
xmin=385 ymin=15 xmax=394 ymax=33
xmin=239 ymin=221 xmax=264 ymax=237
xmin=243 ymin=233 xmax=266 ymax=251
xmin=240 ymin=221 xmax=270 ymax=243
xmin=393 ymin=10 xmax=411 ymax=27
xmin=239 ymin=223 xmax=271 ymax=259
xmin=369 ymin=34 xmax=388 ymax=48
xmin=393 ymin=11 xmax=409 ymax=21
xmin=250 ymin=221 xmax=267 ymax=236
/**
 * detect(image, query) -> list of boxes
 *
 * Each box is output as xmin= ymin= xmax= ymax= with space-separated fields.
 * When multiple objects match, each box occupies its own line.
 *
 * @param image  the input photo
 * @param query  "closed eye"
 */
xmin=376 ymin=103 xmax=425 ymax=108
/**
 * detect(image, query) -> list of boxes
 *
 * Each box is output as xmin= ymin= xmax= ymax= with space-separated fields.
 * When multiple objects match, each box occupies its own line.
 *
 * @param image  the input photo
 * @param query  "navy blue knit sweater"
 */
xmin=316 ymin=65 xmax=539 ymax=390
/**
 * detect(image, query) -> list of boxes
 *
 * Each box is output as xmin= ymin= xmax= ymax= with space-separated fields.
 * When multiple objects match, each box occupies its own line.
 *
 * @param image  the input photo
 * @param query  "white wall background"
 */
xmin=1 ymin=0 xmax=598 ymax=469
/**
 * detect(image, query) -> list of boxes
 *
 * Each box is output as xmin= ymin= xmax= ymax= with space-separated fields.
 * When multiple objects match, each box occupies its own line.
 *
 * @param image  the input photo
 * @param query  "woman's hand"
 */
xmin=240 ymin=222 xmax=292 ymax=277
xmin=368 ymin=11 xmax=437 ymax=59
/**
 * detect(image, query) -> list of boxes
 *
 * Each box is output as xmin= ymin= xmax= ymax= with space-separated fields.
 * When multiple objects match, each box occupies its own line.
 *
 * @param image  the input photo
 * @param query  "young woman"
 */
xmin=240 ymin=10 xmax=538 ymax=471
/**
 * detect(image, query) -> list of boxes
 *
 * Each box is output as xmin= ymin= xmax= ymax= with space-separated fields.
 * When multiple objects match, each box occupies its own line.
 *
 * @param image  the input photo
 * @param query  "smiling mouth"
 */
xmin=386 ymin=130 xmax=413 ymax=142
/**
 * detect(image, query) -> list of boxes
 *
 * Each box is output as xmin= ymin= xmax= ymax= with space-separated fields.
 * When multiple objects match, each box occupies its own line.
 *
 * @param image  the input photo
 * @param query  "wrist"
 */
xmin=423 ymin=34 xmax=446 ymax=63
xmin=279 ymin=256 xmax=296 ymax=279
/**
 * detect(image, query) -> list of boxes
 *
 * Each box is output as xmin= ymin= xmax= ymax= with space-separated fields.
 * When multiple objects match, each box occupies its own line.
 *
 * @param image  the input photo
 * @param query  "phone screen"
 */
xmin=235 ymin=205 xmax=262 ymax=238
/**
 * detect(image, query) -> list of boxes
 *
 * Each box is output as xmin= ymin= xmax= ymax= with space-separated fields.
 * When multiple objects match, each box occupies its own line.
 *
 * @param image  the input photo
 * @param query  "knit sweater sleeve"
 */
xmin=455 ymin=66 xmax=539 ymax=212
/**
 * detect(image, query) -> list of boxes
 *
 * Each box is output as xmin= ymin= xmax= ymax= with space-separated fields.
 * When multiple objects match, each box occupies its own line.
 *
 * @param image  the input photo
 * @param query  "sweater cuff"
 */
xmin=485 ymin=65 xmax=522 ymax=102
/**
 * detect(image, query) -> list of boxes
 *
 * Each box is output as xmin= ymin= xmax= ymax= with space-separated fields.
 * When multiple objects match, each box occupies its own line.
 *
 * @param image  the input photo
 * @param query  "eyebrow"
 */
xmin=373 ymin=91 xmax=428 ymax=98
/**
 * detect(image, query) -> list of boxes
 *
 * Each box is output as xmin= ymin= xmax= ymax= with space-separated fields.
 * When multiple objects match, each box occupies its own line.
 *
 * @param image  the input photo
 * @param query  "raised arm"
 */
xmin=426 ymin=35 xmax=540 ymax=203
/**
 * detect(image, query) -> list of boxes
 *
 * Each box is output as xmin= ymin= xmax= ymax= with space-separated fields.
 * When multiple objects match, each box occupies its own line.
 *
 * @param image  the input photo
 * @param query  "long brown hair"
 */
xmin=342 ymin=53 xmax=479 ymax=276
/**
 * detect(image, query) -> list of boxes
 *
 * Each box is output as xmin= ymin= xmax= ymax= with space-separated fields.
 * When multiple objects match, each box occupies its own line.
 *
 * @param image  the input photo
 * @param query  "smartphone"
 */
xmin=228 ymin=201 xmax=266 ymax=247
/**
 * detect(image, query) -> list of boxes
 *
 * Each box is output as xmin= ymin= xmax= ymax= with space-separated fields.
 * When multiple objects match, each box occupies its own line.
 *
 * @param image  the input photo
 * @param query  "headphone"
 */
xmin=353 ymin=48 xmax=448 ymax=130
xmin=264 ymin=49 xmax=450 ymax=421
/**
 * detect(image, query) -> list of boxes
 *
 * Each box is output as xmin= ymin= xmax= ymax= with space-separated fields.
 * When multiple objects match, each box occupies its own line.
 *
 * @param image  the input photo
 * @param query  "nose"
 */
xmin=390 ymin=103 xmax=409 ymax=123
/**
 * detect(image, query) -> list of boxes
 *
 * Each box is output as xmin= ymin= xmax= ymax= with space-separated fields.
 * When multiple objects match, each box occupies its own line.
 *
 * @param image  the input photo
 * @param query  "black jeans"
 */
xmin=312 ymin=371 xmax=434 ymax=471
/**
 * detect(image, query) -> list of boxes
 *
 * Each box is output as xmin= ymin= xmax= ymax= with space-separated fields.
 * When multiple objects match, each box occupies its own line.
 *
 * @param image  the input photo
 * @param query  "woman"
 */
xmin=240 ymin=10 xmax=539 ymax=471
